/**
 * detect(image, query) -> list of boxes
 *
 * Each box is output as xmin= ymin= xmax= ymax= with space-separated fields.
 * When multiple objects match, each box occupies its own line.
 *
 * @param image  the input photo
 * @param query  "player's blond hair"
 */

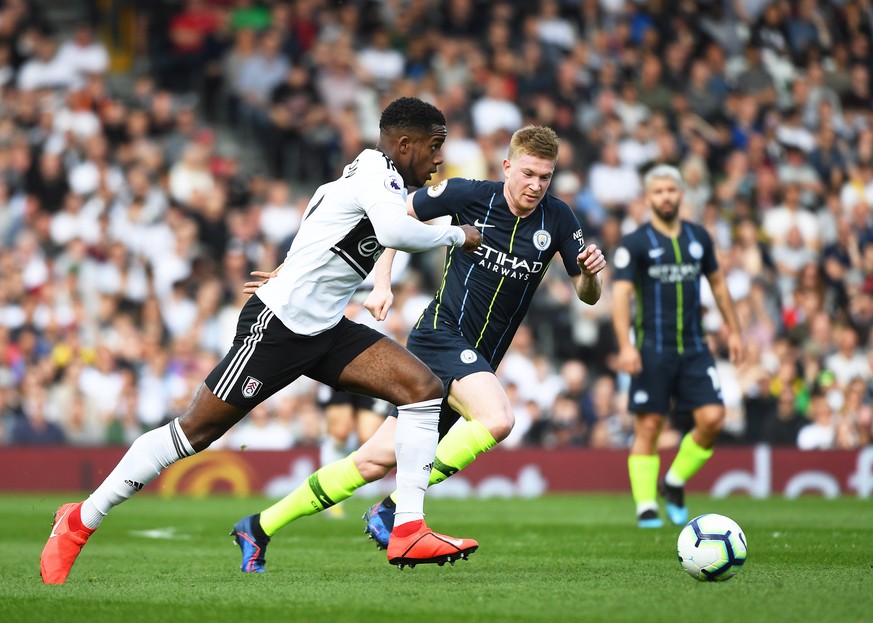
xmin=508 ymin=126 xmax=560 ymax=162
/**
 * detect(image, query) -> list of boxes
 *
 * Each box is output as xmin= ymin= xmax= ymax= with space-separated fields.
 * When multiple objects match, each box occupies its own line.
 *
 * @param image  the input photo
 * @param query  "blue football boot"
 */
xmin=230 ymin=514 xmax=270 ymax=573
xmin=637 ymin=508 xmax=664 ymax=528
xmin=362 ymin=501 xmax=395 ymax=550
xmin=661 ymin=481 xmax=689 ymax=526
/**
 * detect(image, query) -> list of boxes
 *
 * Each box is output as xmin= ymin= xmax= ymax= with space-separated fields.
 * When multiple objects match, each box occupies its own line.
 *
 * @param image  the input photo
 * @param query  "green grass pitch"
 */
xmin=1 ymin=494 xmax=870 ymax=623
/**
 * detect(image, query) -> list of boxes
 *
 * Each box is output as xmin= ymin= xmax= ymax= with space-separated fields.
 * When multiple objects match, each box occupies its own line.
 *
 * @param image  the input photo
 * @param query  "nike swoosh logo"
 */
xmin=474 ymin=219 xmax=495 ymax=228
xmin=49 ymin=507 xmax=71 ymax=538
xmin=648 ymin=248 xmax=665 ymax=258
xmin=444 ymin=537 xmax=466 ymax=548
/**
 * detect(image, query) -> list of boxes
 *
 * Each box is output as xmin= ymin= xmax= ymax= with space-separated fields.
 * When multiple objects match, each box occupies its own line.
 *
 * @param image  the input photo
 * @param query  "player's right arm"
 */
xmin=364 ymin=190 xmax=457 ymax=320
xmin=612 ymin=279 xmax=642 ymax=376
xmin=364 ymin=250 xmax=396 ymax=321
xmin=611 ymin=241 xmax=642 ymax=376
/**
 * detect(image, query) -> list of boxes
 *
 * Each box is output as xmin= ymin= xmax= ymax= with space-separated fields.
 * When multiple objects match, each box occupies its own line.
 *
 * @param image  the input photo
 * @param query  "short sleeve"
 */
xmin=612 ymin=235 xmax=639 ymax=283
xmin=556 ymin=203 xmax=585 ymax=276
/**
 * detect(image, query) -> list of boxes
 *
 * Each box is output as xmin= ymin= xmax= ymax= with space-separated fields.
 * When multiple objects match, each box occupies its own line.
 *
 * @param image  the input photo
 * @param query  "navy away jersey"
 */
xmin=612 ymin=220 xmax=718 ymax=355
xmin=411 ymin=178 xmax=585 ymax=367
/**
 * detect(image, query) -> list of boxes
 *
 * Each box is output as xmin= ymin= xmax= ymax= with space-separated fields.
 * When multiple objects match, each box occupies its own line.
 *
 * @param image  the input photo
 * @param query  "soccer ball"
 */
xmin=677 ymin=514 xmax=747 ymax=582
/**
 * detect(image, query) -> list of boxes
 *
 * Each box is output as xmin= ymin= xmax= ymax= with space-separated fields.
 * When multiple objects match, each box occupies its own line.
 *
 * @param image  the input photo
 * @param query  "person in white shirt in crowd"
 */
xmin=589 ymin=140 xmax=642 ymax=210
xmin=824 ymin=324 xmax=871 ymax=389
xmin=56 ymin=22 xmax=109 ymax=81
xmin=797 ymin=387 xmax=836 ymax=450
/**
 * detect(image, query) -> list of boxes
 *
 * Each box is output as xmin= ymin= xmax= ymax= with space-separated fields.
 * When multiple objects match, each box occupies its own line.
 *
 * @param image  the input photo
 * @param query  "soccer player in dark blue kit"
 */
xmin=231 ymin=126 xmax=607 ymax=569
xmin=612 ymin=165 xmax=743 ymax=529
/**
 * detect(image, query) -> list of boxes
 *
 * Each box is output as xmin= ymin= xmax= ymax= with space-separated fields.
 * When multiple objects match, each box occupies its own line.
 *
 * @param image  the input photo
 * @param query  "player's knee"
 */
xmin=479 ymin=410 xmax=514 ymax=442
xmin=402 ymin=374 xmax=444 ymax=405
xmin=634 ymin=415 xmax=664 ymax=442
xmin=698 ymin=409 xmax=725 ymax=436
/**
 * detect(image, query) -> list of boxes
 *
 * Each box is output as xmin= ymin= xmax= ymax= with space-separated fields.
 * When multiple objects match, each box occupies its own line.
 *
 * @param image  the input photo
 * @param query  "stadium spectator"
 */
xmin=0 ymin=0 xmax=870 ymax=463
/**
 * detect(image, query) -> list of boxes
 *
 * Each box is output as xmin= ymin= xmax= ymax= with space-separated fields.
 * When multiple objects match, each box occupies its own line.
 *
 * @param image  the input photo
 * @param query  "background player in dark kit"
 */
xmin=612 ymin=164 xmax=744 ymax=528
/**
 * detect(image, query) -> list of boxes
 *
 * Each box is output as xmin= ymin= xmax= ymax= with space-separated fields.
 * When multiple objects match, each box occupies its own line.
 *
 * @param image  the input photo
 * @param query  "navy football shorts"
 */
xmin=628 ymin=346 xmax=723 ymax=415
xmin=388 ymin=325 xmax=495 ymax=438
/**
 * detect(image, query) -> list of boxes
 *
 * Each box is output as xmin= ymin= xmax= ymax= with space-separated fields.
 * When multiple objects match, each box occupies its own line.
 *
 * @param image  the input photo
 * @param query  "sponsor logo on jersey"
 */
xmin=533 ymin=229 xmax=551 ymax=250
xmin=633 ymin=390 xmax=649 ymax=404
xmin=384 ymin=175 xmax=403 ymax=193
xmin=614 ymin=246 xmax=631 ymax=269
xmin=474 ymin=245 xmax=545 ymax=280
xmin=647 ymin=262 xmax=701 ymax=283
xmin=427 ymin=179 xmax=448 ymax=197
xmin=242 ymin=376 xmax=263 ymax=399
xmin=648 ymin=247 xmax=665 ymax=259
xmin=357 ymin=235 xmax=383 ymax=259
xmin=474 ymin=219 xmax=495 ymax=228
xmin=460 ymin=349 xmax=478 ymax=363
xmin=689 ymin=241 xmax=704 ymax=260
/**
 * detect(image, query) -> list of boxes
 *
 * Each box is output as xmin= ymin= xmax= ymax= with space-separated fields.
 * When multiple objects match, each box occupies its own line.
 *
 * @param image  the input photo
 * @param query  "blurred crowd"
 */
xmin=1 ymin=0 xmax=872 ymax=452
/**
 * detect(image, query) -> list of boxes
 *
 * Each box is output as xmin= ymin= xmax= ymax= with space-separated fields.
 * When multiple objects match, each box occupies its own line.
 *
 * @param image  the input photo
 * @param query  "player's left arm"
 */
xmin=242 ymin=263 xmax=283 ymax=295
xmin=559 ymin=208 xmax=605 ymax=305
xmin=363 ymin=251 xmax=396 ymax=321
xmin=363 ymin=189 xmax=452 ymax=321
xmin=705 ymin=268 xmax=744 ymax=366
xmin=571 ymin=244 xmax=606 ymax=304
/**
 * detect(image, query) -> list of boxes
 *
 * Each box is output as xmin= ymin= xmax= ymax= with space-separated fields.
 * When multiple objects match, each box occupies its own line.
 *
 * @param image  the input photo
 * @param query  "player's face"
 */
xmin=403 ymin=125 xmax=448 ymax=188
xmin=503 ymin=153 xmax=555 ymax=214
xmin=645 ymin=177 xmax=683 ymax=222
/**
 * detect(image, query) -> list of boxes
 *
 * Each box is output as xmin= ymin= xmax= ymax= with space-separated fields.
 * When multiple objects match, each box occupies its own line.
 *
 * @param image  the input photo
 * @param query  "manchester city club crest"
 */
xmin=242 ymin=376 xmax=263 ymax=399
xmin=533 ymin=230 xmax=551 ymax=251
xmin=460 ymin=349 xmax=478 ymax=364
xmin=689 ymin=241 xmax=704 ymax=260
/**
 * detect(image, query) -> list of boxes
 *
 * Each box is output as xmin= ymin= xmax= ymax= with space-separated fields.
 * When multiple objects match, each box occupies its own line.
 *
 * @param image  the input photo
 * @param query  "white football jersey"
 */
xmin=256 ymin=149 xmax=463 ymax=335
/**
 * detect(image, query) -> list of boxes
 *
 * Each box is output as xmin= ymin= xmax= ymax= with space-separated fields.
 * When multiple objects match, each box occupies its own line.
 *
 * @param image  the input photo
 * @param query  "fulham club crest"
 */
xmin=242 ymin=376 xmax=263 ymax=399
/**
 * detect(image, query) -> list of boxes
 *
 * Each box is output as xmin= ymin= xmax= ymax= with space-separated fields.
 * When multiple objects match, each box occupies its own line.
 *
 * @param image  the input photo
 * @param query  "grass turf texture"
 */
xmin=1 ymin=494 xmax=870 ymax=623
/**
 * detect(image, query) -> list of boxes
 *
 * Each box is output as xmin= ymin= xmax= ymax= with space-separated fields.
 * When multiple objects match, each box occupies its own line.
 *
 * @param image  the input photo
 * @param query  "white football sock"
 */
xmin=393 ymin=397 xmax=441 ymax=527
xmin=80 ymin=418 xmax=195 ymax=529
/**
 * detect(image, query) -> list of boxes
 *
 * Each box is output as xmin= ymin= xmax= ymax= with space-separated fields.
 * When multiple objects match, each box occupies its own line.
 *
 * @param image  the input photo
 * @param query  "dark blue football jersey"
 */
xmin=612 ymin=220 xmax=718 ymax=355
xmin=411 ymin=177 xmax=585 ymax=367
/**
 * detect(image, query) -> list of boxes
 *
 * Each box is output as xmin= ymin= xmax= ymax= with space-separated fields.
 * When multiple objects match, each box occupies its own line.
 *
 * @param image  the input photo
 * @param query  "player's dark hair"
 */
xmin=379 ymin=97 xmax=446 ymax=135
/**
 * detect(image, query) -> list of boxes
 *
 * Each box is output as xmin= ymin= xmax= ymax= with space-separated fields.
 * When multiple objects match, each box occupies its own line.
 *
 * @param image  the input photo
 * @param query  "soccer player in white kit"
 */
xmin=40 ymin=97 xmax=482 ymax=583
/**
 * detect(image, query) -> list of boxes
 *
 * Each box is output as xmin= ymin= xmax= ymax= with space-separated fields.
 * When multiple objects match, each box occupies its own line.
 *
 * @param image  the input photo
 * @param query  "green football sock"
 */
xmin=665 ymin=433 xmax=714 ymax=487
xmin=387 ymin=419 xmax=497 ymax=504
xmin=429 ymin=419 xmax=497 ymax=485
xmin=259 ymin=452 xmax=365 ymax=537
xmin=628 ymin=454 xmax=659 ymax=513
